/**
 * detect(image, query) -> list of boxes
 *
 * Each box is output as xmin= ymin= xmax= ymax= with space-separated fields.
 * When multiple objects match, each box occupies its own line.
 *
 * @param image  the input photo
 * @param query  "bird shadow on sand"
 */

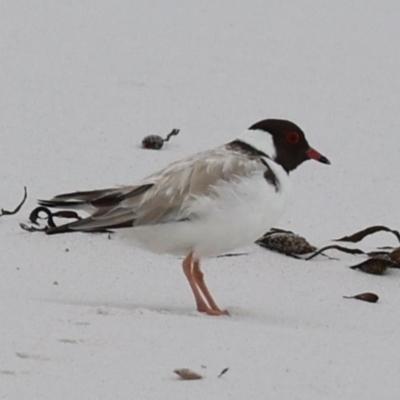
xmin=39 ymin=297 xmax=308 ymax=328
xmin=40 ymin=297 xmax=206 ymax=318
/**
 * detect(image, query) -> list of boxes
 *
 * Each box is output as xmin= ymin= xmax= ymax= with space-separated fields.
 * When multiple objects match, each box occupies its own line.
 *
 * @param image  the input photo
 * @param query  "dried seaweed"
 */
xmin=217 ymin=252 xmax=249 ymax=258
xmin=256 ymin=225 xmax=400 ymax=263
xmin=334 ymin=225 xmax=400 ymax=244
xmin=0 ymin=187 xmax=27 ymax=217
xmin=20 ymin=206 xmax=82 ymax=233
xmin=305 ymin=245 xmax=366 ymax=260
xmin=142 ymin=129 xmax=181 ymax=150
xmin=29 ymin=206 xmax=56 ymax=227
xmin=349 ymin=256 xmax=395 ymax=275
xmin=19 ymin=223 xmax=47 ymax=232
xmin=19 ymin=198 xmax=400 ymax=275
xmin=217 ymin=367 xmax=229 ymax=378
xmin=256 ymin=228 xmax=316 ymax=257
xmin=164 ymin=128 xmax=180 ymax=142
xmin=388 ymin=248 xmax=400 ymax=265
xmin=256 ymin=229 xmax=373 ymax=261
xmin=52 ymin=210 xmax=82 ymax=220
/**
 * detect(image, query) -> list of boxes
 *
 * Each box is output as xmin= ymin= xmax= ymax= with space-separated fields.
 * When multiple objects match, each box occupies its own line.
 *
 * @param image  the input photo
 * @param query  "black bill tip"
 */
xmin=318 ymin=155 xmax=331 ymax=165
xmin=306 ymin=147 xmax=331 ymax=165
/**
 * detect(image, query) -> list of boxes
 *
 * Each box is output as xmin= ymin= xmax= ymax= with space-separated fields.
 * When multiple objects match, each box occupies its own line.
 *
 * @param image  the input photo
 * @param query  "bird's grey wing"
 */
xmin=62 ymin=148 xmax=262 ymax=232
xmin=39 ymin=185 xmax=154 ymax=210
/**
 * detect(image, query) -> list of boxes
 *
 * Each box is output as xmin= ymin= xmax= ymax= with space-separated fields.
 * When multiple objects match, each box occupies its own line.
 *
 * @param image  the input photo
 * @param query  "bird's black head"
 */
xmin=249 ymin=119 xmax=330 ymax=172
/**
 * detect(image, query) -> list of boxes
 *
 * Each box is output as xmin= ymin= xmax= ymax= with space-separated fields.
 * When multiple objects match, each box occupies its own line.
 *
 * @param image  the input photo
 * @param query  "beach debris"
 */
xmin=305 ymin=244 xmax=366 ymax=260
xmin=343 ymin=292 xmax=379 ymax=303
xmin=257 ymin=225 xmax=400 ymax=263
xmin=349 ymin=255 xmax=395 ymax=275
xmin=218 ymin=367 xmax=229 ymax=378
xmin=366 ymin=248 xmax=400 ymax=267
xmin=256 ymin=228 xmax=316 ymax=256
xmin=174 ymin=368 xmax=203 ymax=380
xmin=387 ymin=248 xmax=400 ymax=265
xmin=20 ymin=206 xmax=82 ymax=233
xmin=217 ymin=252 xmax=249 ymax=258
xmin=335 ymin=225 xmax=400 ymax=244
xmin=20 ymin=202 xmax=400 ymax=278
xmin=0 ymin=187 xmax=27 ymax=217
xmin=142 ymin=128 xmax=180 ymax=150
xmin=257 ymin=229 xmax=342 ymax=260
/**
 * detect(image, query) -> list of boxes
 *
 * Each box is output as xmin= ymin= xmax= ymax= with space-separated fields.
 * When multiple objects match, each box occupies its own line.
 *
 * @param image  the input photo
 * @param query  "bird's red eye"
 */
xmin=286 ymin=131 xmax=300 ymax=144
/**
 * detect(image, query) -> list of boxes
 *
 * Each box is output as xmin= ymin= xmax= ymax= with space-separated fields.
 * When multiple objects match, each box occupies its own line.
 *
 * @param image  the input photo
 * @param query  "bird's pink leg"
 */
xmin=182 ymin=252 xmax=210 ymax=313
xmin=192 ymin=259 xmax=229 ymax=316
xmin=182 ymin=253 xmax=228 ymax=316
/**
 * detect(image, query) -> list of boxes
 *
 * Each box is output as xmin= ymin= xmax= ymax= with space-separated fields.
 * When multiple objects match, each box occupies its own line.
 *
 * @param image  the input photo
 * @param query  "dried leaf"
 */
xmin=343 ymin=293 xmax=379 ymax=303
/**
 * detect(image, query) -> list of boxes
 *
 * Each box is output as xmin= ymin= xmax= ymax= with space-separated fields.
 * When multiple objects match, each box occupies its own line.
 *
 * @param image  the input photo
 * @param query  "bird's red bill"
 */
xmin=306 ymin=147 xmax=330 ymax=165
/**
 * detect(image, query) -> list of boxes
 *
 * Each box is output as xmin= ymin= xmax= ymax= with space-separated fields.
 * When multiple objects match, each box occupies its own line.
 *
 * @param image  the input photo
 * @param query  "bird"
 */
xmin=39 ymin=119 xmax=330 ymax=316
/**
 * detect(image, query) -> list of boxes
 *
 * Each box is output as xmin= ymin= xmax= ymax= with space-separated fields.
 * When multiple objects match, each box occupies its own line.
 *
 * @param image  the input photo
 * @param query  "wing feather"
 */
xmin=52 ymin=147 xmax=263 ymax=232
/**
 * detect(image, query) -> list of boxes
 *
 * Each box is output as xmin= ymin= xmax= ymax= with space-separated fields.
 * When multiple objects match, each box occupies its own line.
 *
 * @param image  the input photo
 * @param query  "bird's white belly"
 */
xmin=119 ymin=172 xmax=291 ymax=257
